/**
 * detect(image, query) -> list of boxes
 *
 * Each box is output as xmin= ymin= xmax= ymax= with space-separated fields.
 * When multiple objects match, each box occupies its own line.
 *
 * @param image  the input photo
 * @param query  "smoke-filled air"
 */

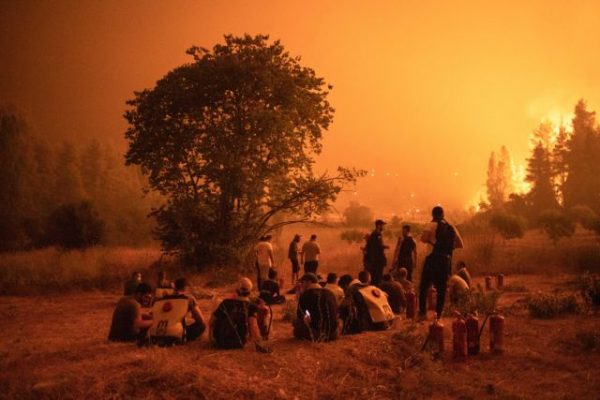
xmin=1 ymin=2 xmax=599 ymax=399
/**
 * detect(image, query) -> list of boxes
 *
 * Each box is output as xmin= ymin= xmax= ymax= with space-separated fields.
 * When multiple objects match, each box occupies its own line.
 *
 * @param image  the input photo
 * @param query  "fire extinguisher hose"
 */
xmin=478 ymin=313 xmax=490 ymax=340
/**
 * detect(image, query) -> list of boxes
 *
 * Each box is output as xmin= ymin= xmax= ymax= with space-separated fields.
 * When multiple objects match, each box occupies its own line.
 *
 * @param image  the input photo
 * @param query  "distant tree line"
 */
xmin=0 ymin=105 xmax=157 ymax=251
xmin=480 ymin=99 xmax=600 ymax=241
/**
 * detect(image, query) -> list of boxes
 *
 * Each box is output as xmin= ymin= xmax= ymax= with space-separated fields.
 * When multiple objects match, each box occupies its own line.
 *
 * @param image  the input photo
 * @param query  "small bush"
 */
xmin=445 ymin=284 xmax=500 ymax=317
xmin=578 ymin=271 xmax=600 ymax=308
xmin=340 ymin=229 xmax=366 ymax=244
xmin=502 ymin=283 xmax=529 ymax=293
xmin=525 ymin=291 xmax=580 ymax=318
xmin=490 ymin=212 xmax=526 ymax=240
xmin=537 ymin=209 xmax=576 ymax=243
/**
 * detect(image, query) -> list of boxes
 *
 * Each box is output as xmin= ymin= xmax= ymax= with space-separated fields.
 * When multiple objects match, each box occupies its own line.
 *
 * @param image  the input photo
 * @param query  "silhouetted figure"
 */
xmin=379 ymin=274 xmax=406 ymax=314
xmin=255 ymin=235 xmax=274 ymax=290
xmin=293 ymin=273 xmax=338 ymax=342
xmin=260 ymin=269 xmax=285 ymax=305
xmin=392 ymin=225 xmax=417 ymax=281
xmin=364 ymin=220 xmax=389 ymax=286
xmin=288 ymin=234 xmax=302 ymax=284
xmin=301 ymin=234 xmax=321 ymax=274
xmin=418 ymin=206 xmax=464 ymax=319
xmin=108 ymin=283 xmax=153 ymax=342
xmin=123 ymin=271 xmax=142 ymax=296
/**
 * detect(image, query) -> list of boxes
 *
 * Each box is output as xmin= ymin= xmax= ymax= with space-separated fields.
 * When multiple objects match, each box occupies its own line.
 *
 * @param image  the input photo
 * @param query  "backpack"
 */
xmin=211 ymin=299 xmax=252 ymax=349
xmin=433 ymin=220 xmax=456 ymax=256
xmin=148 ymin=297 xmax=189 ymax=346
xmin=357 ymin=286 xmax=395 ymax=324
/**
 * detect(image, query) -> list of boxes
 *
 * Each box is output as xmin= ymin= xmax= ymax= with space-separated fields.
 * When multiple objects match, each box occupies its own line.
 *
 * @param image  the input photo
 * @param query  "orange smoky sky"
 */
xmin=1 ymin=1 xmax=600 ymax=216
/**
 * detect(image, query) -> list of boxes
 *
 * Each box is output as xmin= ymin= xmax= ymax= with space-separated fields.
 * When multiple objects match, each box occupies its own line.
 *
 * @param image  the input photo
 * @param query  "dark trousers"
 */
xmin=368 ymin=264 xmax=385 ymax=286
xmin=304 ymin=260 xmax=319 ymax=274
xmin=186 ymin=321 xmax=206 ymax=342
xmin=419 ymin=253 xmax=451 ymax=317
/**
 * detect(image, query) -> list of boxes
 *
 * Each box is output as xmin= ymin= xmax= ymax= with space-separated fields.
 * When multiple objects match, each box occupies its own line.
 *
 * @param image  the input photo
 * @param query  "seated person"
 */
xmin=455 ymin=261 xmax=472 ymax=288
xmin=123 ymin=271 xmax=142 ymax=296
xmin=448 ymin=274 xmax=470 ymax=305
xmin=324 ymin=272 xmax=344 ymax=306
xmin=211 ymin=278 xmax=264 ymax=349
xmin=337 ymin=274 xmax=354 ymax=297
xmin=341 ymin=271 xmax=394 ymax=334
xmin=148 ymin=278 xmax=206 ymax=345
xmin=259 ymin=269 xmax=286 ymax=305
xmin=108 ymin=283 xmax=153 ymax=342
xmin=395 ymin=268 xmax=414 ymax=293
xmin=379 ymin=274 xmax=406 ymax=314
xmin=293 ymin=273 xmax=338 ymax=342
xmin=154 ymin=271 xmax=174 ymax=300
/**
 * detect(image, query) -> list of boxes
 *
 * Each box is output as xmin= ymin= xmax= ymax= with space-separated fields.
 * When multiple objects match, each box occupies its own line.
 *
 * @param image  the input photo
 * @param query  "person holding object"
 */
xmin=418 ymin=206 xmax=464 ymax=319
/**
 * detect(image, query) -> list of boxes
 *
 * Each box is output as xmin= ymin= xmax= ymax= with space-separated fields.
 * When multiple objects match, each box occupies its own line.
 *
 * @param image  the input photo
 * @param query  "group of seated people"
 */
xmin=108 ymin=262 xmax=473 ymax=350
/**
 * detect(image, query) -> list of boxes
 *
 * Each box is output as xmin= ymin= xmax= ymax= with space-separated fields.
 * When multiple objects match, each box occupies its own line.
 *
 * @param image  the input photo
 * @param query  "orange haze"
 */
xmin=2 ymin=1 xmax=600 ymax=215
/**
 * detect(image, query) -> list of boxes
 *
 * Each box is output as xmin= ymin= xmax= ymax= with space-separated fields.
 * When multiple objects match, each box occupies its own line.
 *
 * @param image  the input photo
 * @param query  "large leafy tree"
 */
xmin=526 ymin=123 xmax=559 ymax=213
xmin=124 ymin=34 xmax=363 ymax=267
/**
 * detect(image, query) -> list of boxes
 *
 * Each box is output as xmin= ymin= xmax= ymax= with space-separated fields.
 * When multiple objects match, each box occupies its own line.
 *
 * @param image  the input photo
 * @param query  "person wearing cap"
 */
xmin=364 ymin=219 xmax=389 ymax=286
xmin=293 ymin=273 xmax=338 ymax=342
xmin=301 ymin=234 xmax=321 ymax=274
xmin=418 ymin=206 xmax=464 ymax=319
xmin=210 ymin=277 xmax=264 ymax=349
xmin=255 ymin=235 xmax=275 ymax=290
xmin=288 ymin=234 xmax=302 ymax=284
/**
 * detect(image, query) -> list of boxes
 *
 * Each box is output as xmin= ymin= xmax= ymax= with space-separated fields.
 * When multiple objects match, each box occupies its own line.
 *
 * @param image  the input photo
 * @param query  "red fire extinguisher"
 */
xmin=485 ymin=276 xmax=493 ymax=290
xmin=427 ymin=286 xmax=437 ymax=311
xmin=429 ymin=319 xmax=445 ymax=354
xmin=466 ymin=313 xmax=480 ymax=355
xmin=406 ymin=289 xmax=417 ymax=319
xmin=496 ymin=274 xmax=504 ymax=290
xmin=489 ymin=311 xmax=505 ymax=353
xmin=452 ymin=312 xmax=467 ymax=360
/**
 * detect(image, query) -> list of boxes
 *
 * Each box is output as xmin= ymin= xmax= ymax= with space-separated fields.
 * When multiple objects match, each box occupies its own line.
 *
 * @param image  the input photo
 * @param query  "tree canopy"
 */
xmin=124 ymin=34 xmax=363 ymax=267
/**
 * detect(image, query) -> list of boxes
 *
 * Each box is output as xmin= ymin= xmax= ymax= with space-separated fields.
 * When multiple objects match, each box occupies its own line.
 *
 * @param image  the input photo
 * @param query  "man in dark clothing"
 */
xmin=419 ymin=206 xmax=464 ymax=319
xmin=108 ymin=283 xmax=153 ymax=342
xmin=379 ymin=274 xmax=406 ymax=314
xmin=392 ymin=225 xmax=417 ymax=281
xmin=211 ymin=277 xmax=263 ymax=350
xmin=293 ymin=273 xmax=338 ymax=342
xmin=260 ymin=269 xmax=286 ymax=305
xmin=288 ymin=234 xmax=301 ymax=284
xmin=364 ymin=219 xmax=389 ymax=286
xmin=123 ymin=271 xmax=142 ymax=296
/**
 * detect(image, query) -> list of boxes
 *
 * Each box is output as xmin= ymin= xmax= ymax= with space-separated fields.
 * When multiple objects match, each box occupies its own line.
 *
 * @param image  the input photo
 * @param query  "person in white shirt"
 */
xmin=301 ymin=234 xmax=321 ymax=274
xmin=254 ymin=235 xmax=274 ymax=290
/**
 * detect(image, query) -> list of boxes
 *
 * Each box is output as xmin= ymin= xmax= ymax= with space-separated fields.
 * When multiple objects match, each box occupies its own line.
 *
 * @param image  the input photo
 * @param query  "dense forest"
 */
xmin=0 ymin=104 xmax=158 ymax=251
xmin=480 ymin=99 xmax=600 ymax=240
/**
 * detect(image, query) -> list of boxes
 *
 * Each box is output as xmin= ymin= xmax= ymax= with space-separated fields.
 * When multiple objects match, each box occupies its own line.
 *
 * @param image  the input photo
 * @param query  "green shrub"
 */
xmin=578 ymin=271 xmax=600 ymax=308
xmin=490 ymin=212 xmax=526 ymax=240
xmin=340 ymin=229 xmax=366 ymax=244
xmin=444 ymin=284 xmax=500 ymax=317
xmin=537 ymin=209 xmax=576 ymax=243
xmin=525 ymin=291 xmax=580 ymax=318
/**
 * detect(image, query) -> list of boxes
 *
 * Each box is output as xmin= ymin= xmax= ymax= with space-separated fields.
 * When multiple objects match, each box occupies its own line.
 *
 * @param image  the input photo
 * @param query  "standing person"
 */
xmin=255 ymin=235 xmax=274 ymax=290
xmin=288 ymin=234 xmax=302 ymax=284
xmin=364 ymin=220 xmax=389 ymax=286
xmin=418 ymin=206 xmax=464 ymax=319
xmin=392 ymin=225 xmax=417 ymax=281
xmin=301 ymin=234 xmax=321 ymax=274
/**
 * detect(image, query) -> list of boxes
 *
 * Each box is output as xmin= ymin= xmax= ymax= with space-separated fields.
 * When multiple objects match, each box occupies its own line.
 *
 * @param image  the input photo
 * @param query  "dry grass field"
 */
xmin=0 ymin=274 xmax=598 ymax=400
xmin=0 ymin=227 xmax=599 ymax=399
